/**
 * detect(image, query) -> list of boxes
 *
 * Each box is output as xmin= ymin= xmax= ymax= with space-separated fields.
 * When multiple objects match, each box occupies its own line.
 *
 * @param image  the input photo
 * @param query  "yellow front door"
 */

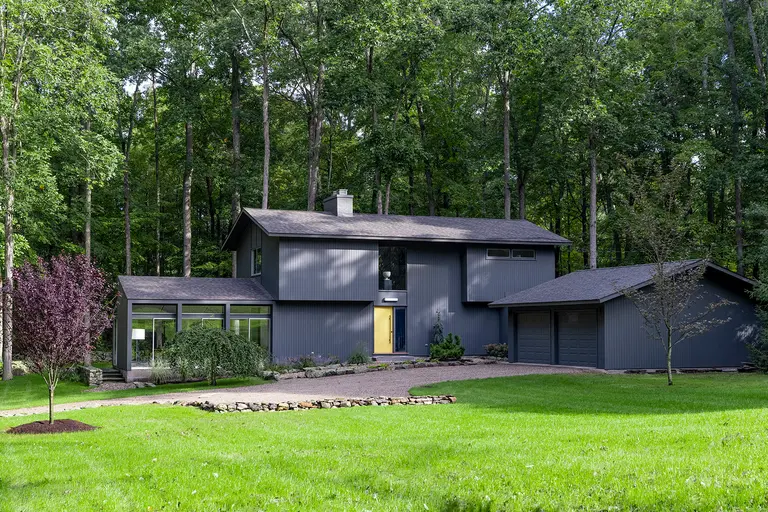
xmin=374 ymin=306 xmax=393 ymax=354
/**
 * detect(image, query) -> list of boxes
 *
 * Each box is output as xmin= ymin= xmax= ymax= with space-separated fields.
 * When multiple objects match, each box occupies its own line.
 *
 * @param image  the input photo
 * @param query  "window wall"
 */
xmin=128 ymin=303 xmax=272 ymax=368
xmin=229 ymin=305 xmax=271 ymax=352
xmin=131 ymin=304 xmax=177 ymax=368
xmin=181 ymin=304 xmax=225 ymax=330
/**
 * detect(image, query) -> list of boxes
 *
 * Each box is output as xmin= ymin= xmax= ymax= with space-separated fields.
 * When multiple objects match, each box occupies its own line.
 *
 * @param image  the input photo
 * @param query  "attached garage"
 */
xmin=516 ymin=311 xmax=551 ymax=364
xmin=492 ymin=261 xmax=758 ymax=370
xmin=557 ymin=309 xmax=598 ymax=367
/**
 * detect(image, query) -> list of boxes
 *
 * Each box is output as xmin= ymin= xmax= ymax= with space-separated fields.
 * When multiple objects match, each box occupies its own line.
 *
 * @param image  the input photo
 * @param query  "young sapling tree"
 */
xmin=13 ymin=255 xmax=115 ymax=423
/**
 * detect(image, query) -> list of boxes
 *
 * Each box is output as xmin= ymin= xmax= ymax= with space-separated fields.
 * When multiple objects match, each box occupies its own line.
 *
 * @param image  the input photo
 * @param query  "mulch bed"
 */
xmin=6 ymin=419 xmax=97 ymax=435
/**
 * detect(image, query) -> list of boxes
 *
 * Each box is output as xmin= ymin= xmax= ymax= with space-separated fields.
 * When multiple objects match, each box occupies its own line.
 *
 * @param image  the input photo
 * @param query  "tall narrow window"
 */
xmin=252 ymin=247 xmax=262 ymax=276
xmin=379 ymin=246 xmax=407 ymax=290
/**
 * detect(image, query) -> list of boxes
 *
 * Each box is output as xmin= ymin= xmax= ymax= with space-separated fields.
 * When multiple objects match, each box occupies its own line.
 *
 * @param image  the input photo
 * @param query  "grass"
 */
xmin=0 ymin=373 xmax=265 ymax=411
xmin=1 ymin=373 xmax=768 ymax=511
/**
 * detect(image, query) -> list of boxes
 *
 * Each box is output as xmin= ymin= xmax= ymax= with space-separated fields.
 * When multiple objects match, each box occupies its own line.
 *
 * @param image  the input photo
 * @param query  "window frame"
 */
xmin=485 ymin=248 xmax=511 ymax=260
xmin=485 ymin=248 xmax=537 ymax=261
xmin=251 ymin=247 xmax=262 ymax=276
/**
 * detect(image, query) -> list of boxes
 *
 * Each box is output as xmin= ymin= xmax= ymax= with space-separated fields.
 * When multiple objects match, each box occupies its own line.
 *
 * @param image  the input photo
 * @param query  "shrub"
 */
xmin=432 ymin=311 xmax=445 ymax=345
xmin=150 ymin=358 xmax=177 ymax=385
xmin=293 ymin=355 xmax=317 ymax=369
xmin=166 ymin=325 xmax=269 ymax=385
xmin=430 ymin=333 xmax=465 ymax=361
xmin=484 ymin=343 xmax=508 ymax=358
xmin=347 ymin=343 xmax=371 ymax=365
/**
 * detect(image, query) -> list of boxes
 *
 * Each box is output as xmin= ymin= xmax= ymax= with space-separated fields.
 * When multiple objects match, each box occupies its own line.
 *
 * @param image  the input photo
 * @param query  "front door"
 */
xmin=374 ymin=306 xmax=407 ymax=354
xmin=374 ymin=306 xmax=393 ymax=354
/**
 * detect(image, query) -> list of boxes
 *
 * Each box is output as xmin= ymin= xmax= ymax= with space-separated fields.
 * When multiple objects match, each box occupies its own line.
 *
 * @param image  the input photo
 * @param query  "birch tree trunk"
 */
xmin=152 ymin=71 xmax=161 ymax=275
xmin=1 ymin=119 xmax=10 ymax=381
xmin=262 ymin=50 xmax=270 ymax=210
xmin=231 ymin=50 xmax=242 ymax=222
xmin=183 ymin=120 xmax=193 ymax=277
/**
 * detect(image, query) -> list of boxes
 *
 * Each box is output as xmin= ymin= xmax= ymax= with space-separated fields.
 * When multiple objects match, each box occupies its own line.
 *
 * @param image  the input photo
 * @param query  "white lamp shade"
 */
xmin=132 ymin=328 xmax=146 ymax=340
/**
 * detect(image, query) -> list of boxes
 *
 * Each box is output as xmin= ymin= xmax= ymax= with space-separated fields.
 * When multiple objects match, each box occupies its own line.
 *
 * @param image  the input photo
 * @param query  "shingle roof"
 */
xmin=489 ymin=260 xmax=703 ymax=307
xmin=118 ymin=276 xmax=274 ymax=302
xmin=231 ymin=208 xmax=570 ymax=246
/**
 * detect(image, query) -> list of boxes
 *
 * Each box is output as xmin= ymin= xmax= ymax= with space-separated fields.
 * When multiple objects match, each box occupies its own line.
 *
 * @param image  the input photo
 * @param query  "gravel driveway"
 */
xmin=1 ymin=363 xmax=593 ymax=417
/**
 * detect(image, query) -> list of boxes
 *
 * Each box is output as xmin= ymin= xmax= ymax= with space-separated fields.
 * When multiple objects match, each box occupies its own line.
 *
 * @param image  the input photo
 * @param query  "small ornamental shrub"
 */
xmin=432 ymin=311 xmax=445 ymax=345
xmin=293 ymin=355 xmax=317 ymax=369
xmin=150 ymin=358 xmax=177 ymax=385
xmin=166 ymin=324 xmax=269 ymax=385
xmin=347 ymin=343 xmax=371 ymax=365
xmin=484 ymin=343 xmax=508 ymax=358
xmin=430 ymin=333 xmax=465 ymax=361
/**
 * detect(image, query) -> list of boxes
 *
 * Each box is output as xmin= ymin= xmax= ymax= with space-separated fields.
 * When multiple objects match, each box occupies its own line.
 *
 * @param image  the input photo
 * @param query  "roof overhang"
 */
xmin=223 ymin=209 xmax=572 ymax=248
xmin=489 ymin=299 xmax=602 ymax=309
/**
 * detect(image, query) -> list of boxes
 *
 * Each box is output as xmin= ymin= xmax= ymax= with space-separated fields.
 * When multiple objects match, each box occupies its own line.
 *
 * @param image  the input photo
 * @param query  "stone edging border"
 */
xmin=182 ymin=395 xmax=457 ymax=413
xmin=263 ymin=357 xmax=505 ymax=381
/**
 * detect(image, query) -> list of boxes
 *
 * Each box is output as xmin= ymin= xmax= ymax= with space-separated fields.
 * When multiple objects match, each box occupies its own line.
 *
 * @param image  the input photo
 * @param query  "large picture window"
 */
xmin=230 ymin=304 xmax=271 ymax=353
xmin=379 ymin=246 xmax=407 ymax=290
xmin=181 ymin=304 xmax=225 ymax=331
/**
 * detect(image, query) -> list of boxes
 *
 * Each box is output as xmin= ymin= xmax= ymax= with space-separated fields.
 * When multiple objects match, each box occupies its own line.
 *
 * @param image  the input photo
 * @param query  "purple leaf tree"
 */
xmin=13 ymin=255 xmax=116 ymax=424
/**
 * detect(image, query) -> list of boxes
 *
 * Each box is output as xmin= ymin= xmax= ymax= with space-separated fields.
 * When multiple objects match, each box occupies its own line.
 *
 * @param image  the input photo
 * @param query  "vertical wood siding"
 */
xmin=464 ymin=246 xmax=555 ymax=302
xmin=603 ymin=279 xmax=756 ymax=369
xmin=272 ymin=301 xmax=374 ymax=361
xmin=407 ymin=247 xmax=500 ymax=356
xmin=279 ymin=239 xmax=377 ymax=301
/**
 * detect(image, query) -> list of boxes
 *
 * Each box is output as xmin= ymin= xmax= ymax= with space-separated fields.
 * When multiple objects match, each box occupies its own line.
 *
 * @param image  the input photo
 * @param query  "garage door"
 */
xmin=557 ymin=309 xmax=598 ymax=367
xmin=517 ymin=311 xmax=551 ymax=364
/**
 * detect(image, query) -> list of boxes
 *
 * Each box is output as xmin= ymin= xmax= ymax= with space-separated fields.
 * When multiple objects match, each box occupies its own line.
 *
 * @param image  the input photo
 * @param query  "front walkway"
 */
xmin=1 ymin=363 xmax=595 ymax=417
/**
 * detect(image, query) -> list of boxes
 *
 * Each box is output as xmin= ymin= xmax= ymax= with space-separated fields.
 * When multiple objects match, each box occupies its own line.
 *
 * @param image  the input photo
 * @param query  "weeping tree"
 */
xmin=13 ymin=255 xmax=115 ymax=424
xmin=166 ymin=323 xmax=268 ymax=385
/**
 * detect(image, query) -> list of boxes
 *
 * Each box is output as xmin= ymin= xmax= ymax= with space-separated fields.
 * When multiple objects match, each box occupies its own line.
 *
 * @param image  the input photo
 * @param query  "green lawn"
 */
xmin=0 ymin=373 xmax=265 ymax=410
xmin=2 ymin=373 xmax=768 ymax=511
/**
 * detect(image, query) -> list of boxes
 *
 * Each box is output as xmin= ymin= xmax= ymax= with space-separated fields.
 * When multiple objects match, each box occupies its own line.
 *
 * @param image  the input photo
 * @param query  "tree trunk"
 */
xmin=206 ymin=175 xmax=216 ymax=237
xmin=49 ymin=384 xmax=55 ymax=424
xmin=231 ymin=50 xmax=242 ymax=222
xmin=501 ymin=70 xmax=511 ymax=220
xmin=4 ymin=139 xmax=14 ymax=384
xmin=416 ymin=99 xmax=434 ymax=216
xmin=84 ymin=120 xmax=92 ymax=263
xmin=580 ymin=167 xmax=589 ymax=268
xmin=262 ymin=51 xmax=270 ymax=210
xmin=122 ymin=84 xmax=140 ymax=276
xmin=722 ymin=0 xmax=744 ymax=275
xmin=183 ymin=121 xmax=193 ymax=278
xmin=588 ymin=128 xmax=598 ymax=269
xmin=1 ymin=120 xmax=11 ymax=381
xmin=384 ymin=179 xmax=391 ymax=215
xmin=307 ymin=105 xmax=323 ymax=210
xmin=667 ymin=340 xmax=672 ymax=386
xmin=152 ymin=71 xmax=161 ymax=275
xmin=743 ymin=0 xmax=768 ymax=133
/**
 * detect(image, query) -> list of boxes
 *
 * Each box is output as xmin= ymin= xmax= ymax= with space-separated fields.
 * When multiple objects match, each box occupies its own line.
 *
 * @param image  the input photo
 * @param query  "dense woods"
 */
xmin=2 ymin=0 xmax=768 ymax=285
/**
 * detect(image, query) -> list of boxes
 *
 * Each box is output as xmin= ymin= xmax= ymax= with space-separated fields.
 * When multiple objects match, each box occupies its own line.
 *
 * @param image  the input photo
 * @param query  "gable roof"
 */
xmin=222 ymin=208 xmax=571 ymax=249
xmin=489 ymin=260 xmax=754 ymax=308
xmin=118 ymin=276 xmax=274 ymax=302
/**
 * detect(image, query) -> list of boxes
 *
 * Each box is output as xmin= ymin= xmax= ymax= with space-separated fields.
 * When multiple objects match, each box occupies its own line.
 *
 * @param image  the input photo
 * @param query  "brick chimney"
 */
xmin=323 ymin=189 xmax=353 ymax=217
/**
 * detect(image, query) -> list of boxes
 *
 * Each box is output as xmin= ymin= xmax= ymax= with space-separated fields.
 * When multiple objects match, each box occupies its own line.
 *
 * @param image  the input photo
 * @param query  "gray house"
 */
xmin=490 ymin=261 xmax=758 ymax=370
xmin=114 ymin=190 xmax=569 ymax=380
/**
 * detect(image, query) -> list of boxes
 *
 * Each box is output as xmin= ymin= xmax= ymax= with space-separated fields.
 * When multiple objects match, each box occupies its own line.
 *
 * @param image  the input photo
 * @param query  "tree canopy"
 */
xmin=2 ymin=0 xmax=767 ymax=283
